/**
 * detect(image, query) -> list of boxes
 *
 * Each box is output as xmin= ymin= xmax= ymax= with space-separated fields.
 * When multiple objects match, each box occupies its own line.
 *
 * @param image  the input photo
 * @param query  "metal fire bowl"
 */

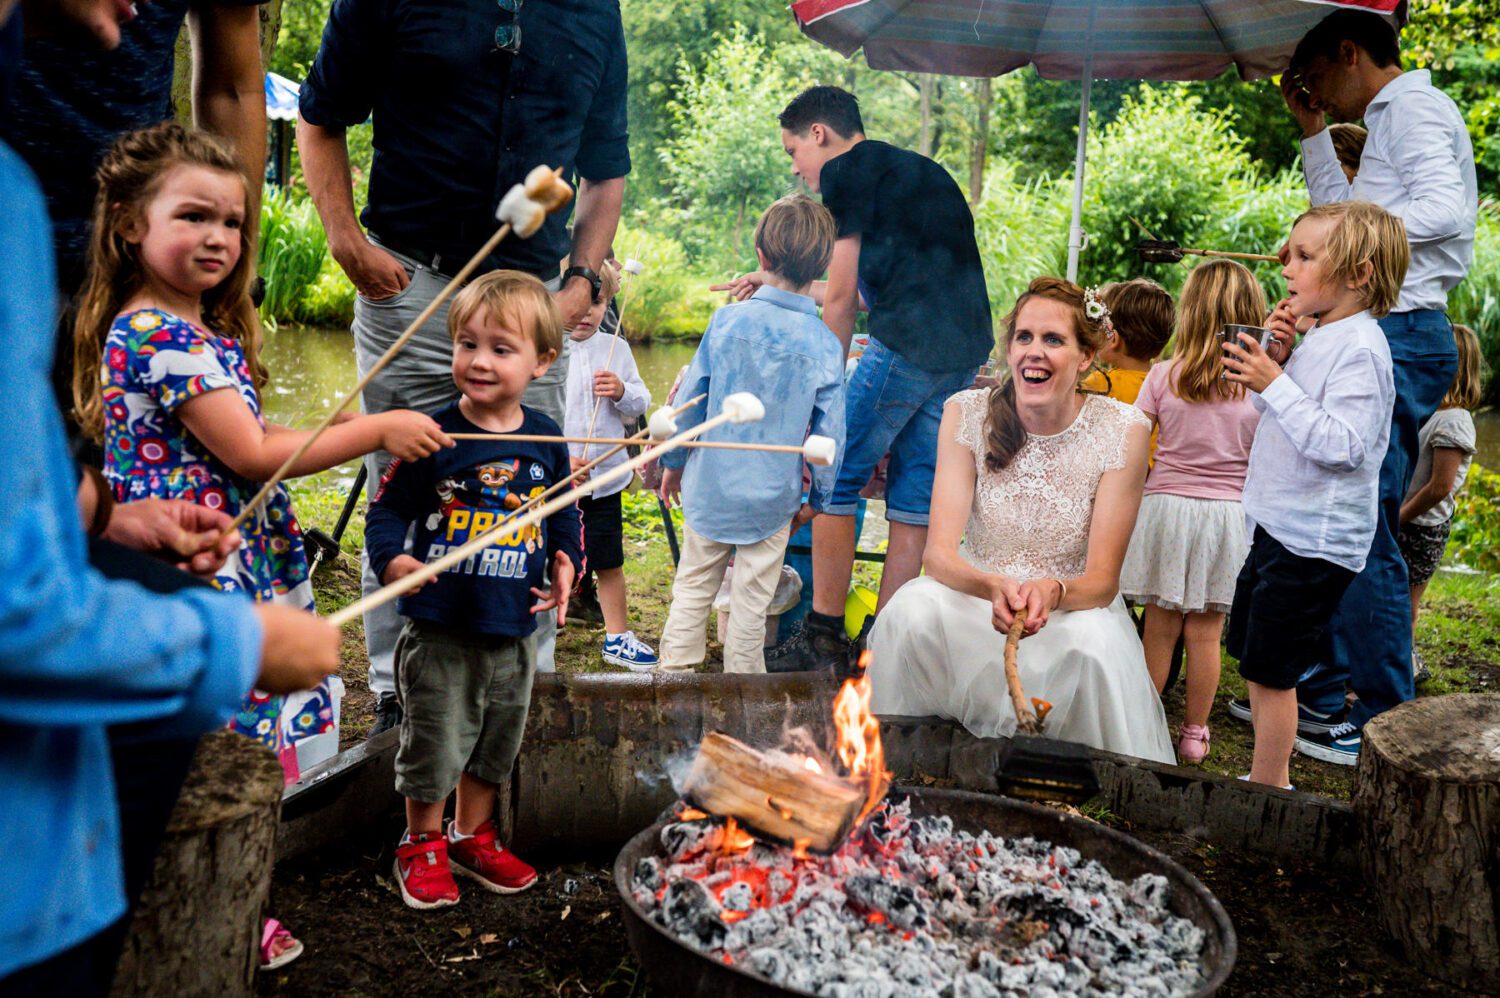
xmin=614 ymin=786 xmax=1237 ymax=998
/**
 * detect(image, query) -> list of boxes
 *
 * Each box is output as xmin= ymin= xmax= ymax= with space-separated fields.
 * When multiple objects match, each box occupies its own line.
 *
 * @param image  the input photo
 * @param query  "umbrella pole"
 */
xmin=1065 ymin=2 xmax=1098 ymax=283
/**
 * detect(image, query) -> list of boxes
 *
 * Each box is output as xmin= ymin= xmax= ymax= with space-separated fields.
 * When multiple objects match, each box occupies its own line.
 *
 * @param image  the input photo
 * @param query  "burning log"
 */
xmin=683 ymin=732 xmax=865 ymax=853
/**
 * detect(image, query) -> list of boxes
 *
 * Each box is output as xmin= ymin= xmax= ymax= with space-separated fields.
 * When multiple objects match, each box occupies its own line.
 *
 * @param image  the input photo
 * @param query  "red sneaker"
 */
xmin=393 ymin=832 xmax=460 ymax=910
xmin=448 ymin=821 xmax=537 ymax=894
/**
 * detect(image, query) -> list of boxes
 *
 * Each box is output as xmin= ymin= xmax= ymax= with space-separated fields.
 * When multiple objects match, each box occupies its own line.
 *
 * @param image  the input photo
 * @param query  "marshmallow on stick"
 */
xmin=444 ymin=432 xmax=839 ymax=466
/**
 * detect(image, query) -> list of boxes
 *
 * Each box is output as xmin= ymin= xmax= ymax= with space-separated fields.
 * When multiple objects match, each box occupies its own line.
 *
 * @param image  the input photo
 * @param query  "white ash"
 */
xmin=632 ymin=799 xmax=1205 ymax=997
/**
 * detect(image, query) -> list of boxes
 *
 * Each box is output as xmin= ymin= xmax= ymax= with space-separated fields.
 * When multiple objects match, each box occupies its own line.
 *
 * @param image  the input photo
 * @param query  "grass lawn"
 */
xmin=298 ymin=478 xmax=1500 ymax=800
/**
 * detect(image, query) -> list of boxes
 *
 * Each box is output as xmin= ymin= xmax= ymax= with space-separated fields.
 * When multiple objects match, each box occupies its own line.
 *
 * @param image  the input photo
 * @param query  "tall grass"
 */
xmin=257 ymin=185 xmax=356 ymax=328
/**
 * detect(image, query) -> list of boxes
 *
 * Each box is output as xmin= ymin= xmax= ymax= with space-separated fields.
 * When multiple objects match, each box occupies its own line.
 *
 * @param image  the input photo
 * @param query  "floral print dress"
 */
xmin=101 ymin=308 xmax=339 ymax=779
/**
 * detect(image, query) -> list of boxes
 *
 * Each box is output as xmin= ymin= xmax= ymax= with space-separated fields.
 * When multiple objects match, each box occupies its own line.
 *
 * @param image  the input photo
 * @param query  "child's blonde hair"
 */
xmin=754 ymin=194 xmax=836 ymax=288
xmin=1171 ymin=260 xmax=1268 ymax=404
xmin=1291 ymin=200 xmax=1409 ymax=318
xmin=448 ymin=270 xmax=563 ymax=358
xmin=1100 ymin=278 xmax=1175 ymax=362
xmin=1443 ymin=323 xmax=1483 ymax=410
xmin=73 ymin=123 xmax=260 ymax=442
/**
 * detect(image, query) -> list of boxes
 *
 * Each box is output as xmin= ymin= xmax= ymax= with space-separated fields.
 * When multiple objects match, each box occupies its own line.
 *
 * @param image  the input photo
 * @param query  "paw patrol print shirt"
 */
xmin=365 ymin=403 xmax=584 ymax=638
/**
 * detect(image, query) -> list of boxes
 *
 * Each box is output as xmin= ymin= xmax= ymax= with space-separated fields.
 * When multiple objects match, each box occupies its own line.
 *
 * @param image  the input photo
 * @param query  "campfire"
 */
xmin=627 ymin=657 xmax=1211 ymax=996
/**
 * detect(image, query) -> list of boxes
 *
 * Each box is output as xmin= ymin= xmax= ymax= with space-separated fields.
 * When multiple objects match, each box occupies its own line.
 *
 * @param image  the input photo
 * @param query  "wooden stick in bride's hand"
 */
xmin=219 ymin=166 xmax=575 ymax=540
xmin=328 ymin=392 xmax=766 ymax=627
xmin=1004 ymin=609 xmax=1043 ymax=735
xmin=581 ymin=255 xmax=644 ymax=463
xmin=447 ymin=431 xmax=838 ymax=465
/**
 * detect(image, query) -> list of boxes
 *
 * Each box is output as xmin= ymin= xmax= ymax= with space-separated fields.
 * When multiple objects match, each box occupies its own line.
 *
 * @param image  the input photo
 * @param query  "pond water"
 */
xmin=262 ymin=324 xmax=1500 ymax=478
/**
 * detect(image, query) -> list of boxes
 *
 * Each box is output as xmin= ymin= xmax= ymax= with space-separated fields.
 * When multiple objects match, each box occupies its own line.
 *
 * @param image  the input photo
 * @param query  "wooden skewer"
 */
xmin=448 ymin=432 xmax=810 ymax=455
xmin=1004 ymin=609 xmax=1043 ymax=735
xmin=221 ymin=167 xmax=570 ymax=540
xmin=328 ymin=396 xmax=758 ymax=628
xmin=1180 ymin=247 xmax=1281 ymax=263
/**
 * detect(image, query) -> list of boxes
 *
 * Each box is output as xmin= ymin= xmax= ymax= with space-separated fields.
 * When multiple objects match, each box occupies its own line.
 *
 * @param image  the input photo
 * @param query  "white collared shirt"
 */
xmin=563 ymin=330 xmax=651 ymax=499
xmin=1242 ymin=312 xmax=1395 ymax=573
xmin=1301 ymin=70 xmax=1477 ymax=314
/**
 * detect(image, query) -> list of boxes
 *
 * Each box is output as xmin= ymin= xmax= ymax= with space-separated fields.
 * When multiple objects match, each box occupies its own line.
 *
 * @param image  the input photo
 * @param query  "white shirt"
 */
xmin=1241 ymin=312 xmax=1395 ymax=573
xmin=563 ymin=330 xmax=651 ymax=499
xmin=1301 ymin=70 xmax=1477 ymax=314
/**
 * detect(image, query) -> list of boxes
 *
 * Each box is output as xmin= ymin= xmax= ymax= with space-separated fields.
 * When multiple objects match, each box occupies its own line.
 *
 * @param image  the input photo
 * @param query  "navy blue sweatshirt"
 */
xmin=365 ymin=404 xmax=584 ymax=639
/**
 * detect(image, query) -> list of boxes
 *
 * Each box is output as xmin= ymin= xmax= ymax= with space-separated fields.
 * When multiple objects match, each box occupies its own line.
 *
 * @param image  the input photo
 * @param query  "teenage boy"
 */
xmin=718 ymin=85 xmax=992 ymax=673
xmin=365 ymin=271 xmax=582 ymax=909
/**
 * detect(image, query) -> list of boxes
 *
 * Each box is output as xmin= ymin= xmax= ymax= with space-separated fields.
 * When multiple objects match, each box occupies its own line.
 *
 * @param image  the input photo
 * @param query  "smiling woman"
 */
xmin=866 ymin=277 xmax=1174 ymax=763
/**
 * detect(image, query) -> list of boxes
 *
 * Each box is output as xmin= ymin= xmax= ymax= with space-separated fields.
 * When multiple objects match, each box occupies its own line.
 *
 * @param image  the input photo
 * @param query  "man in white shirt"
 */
xmin=1271 ymin=10 xmax=1474 ymax=764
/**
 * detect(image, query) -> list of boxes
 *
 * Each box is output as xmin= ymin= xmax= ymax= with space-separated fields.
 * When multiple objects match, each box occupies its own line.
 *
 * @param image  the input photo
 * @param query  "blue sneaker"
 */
xmin=1293 ymin=721 xmax=1361 ymax=766
xmin=602 ymin=631 xmax=658 ymax=671
xmin=1226 ymin=697 xmax=1345 ymax=735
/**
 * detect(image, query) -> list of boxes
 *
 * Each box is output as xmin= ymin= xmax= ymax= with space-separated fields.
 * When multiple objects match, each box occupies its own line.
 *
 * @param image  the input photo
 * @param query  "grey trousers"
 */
xmin=354 ymin=245 xmax=569 ymax=695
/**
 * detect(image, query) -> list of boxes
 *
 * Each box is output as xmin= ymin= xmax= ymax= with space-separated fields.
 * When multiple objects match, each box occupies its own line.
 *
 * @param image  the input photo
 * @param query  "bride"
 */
xmin=868 ymin=276 xmax=1174 ymax=763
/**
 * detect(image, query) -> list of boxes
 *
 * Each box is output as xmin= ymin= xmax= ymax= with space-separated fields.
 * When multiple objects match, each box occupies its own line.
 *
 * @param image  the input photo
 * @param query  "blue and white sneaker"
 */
xmin=602 ymin=631 xmax=658 ymax=671
xmin=1226 ymin=697 xmax=1345 ymax=735
xmin=1293 ymin=721 xmax=1361 ymax=766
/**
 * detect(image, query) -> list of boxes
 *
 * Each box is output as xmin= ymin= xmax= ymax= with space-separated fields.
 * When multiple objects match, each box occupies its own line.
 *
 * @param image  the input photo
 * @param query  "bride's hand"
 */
xmin=1015 ymin=579 xmax=1062 ymax=635
xmin=989 ymin=576 xmax=1027 ymax=634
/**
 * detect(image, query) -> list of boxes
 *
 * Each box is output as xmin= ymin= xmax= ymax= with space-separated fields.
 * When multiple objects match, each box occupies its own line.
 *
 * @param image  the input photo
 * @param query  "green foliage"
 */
xmin=257 ymin=185 xmax=356 ymax=328
xmin=1450 ymin=207 xmax=1500 ymax=402
xmin=269 ymin=0 xmax=330 ymax=82
xmin=970 ymin=161 xmax=1070 ymax=323
xmin=612 ymin=223 xmax=719 ymax=341
xmin=620 ymin=486 xmax=680 ymax=545
xmin=1449 ymin=463 xmax=1500 ymax=573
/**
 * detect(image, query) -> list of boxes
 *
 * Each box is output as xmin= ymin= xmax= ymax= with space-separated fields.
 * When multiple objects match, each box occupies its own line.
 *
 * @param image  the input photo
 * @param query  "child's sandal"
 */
xmin=1177 ymin=723 xmax=1210 ymax=764
xmin=260 ymin=918 xmax=304 ymax=971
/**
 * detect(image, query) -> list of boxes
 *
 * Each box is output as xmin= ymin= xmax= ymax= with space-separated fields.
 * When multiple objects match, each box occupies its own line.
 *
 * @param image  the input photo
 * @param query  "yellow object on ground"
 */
xmin=845 ymin=584 xmax=878 ymax=640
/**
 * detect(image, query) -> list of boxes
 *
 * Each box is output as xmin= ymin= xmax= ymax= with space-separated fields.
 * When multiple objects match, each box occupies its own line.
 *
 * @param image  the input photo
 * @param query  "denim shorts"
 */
xmin=825 ymin=338 xmax=977 ymax=526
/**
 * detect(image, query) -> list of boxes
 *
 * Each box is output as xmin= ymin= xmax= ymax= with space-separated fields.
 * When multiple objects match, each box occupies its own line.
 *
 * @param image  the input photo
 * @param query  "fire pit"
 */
xmin=614 ymin=787 xmax=1235 ymax=996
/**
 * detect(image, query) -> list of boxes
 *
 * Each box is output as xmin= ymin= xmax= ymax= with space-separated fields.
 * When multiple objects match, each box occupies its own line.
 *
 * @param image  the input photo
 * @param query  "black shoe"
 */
xmin=571 ymin=589 xmax=605 ymax=627
xmin=371 ymin=691 xmax=403 ymax=737
xmin=767 ymin=612 xmax=848 ymax=674
xmin=1226 ymin=696 xmax=1345 ymax=735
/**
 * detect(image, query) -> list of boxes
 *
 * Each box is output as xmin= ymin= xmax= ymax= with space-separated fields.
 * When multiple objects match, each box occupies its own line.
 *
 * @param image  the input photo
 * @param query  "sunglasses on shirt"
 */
xmin=495 ymin=0 xmax=522 ymax=53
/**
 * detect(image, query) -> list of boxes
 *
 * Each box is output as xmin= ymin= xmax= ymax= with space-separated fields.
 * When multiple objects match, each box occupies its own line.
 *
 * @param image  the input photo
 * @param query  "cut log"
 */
xmin=111 ymin=729 xmax=284 ymax=997
xmin=1353 ymin=693 xmax=1500 ymax=988
xmin=683 ymin=731 xmax=864 ymax=853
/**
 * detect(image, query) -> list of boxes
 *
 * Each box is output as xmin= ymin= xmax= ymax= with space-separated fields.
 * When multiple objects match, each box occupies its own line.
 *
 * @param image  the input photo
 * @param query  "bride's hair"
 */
xmin=984 ymin=276 xmax=1107 ymax=471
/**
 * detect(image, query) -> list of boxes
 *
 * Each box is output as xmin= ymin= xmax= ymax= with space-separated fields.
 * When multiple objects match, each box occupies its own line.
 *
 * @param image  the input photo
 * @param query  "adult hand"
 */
xmin=332 ymin=235 xmax=410 ymax=301
xmin=708 ymin=271 xmax=767 ymax=302
xmin=554 ymin=279 xmax=594 ymax=329
xmin=104 ymin=498 xmax=242 ymax=577
xmin=658 ymin=466 xmax=682 ymax=507
xmin=377 ymin=411 xmax=454 ymax=462
xmin=593 ymin=370 xmax=625 ymax=400
xmin=380 ymin=553 xmax=434 ymax=591
xmin=530 ymin=550 xmax=575 ymax=625
xmin=1279 ymin=72 xmax=1325 ymax=139
xmin=989 ymin=576 xmax=1036 ymax=637
xmin=1223 ymin=333 xmax=1284 ymax=394
xmin=1015 ymin=578 xmax=1064 ymax=634
xmin=254 ymin=604 xmax=341 ymax=695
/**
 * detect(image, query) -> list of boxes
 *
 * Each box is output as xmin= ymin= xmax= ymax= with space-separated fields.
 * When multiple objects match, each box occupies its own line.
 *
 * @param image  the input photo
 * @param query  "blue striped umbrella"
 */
xmin=791 ymin=0 xmax=1405 ymax=277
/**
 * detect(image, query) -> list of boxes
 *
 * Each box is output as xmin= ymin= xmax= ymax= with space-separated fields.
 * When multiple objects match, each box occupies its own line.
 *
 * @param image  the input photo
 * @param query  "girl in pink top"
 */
xmin=1120 ymin=261 xmax=1264 ymax=764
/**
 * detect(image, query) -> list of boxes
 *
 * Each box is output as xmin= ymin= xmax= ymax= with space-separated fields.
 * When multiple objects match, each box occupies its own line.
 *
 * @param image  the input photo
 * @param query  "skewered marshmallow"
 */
xmin=496 ymin=185 xmax=546 ymax=238
xmin=647 ymin=408 xmax=679 ymax=440
xmin=523 ymin=165 xmax=575 ymax=212
xmin=622 ymin=258 xmax=644 ymax=275
xmin=802 ymin=434 xmax=837 ymax=467
xmin=721 ymin=392 xmax=765 ymax=424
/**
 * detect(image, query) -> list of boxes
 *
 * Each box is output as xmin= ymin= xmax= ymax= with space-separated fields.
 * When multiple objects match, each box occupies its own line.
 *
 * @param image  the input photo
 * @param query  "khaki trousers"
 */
xmin=658 ymin=522 xmax=791 ymax=675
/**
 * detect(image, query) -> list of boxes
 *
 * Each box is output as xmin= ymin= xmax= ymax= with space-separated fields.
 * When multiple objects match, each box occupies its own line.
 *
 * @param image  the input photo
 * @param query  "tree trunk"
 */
xmin=110 ymin=730 xmax=284 ymax=998
xmin=260 ymin=0 xmax=285 ymax=69
xmin=969 ymin=78 xmax=992 ymax=205
xmin=170 ymin=0 xmax=284 ymax=123
xmin=917 ymin=74 xmax=934 ymax=158
xmin=1353 ymin=693 xmax=1500 ymax=989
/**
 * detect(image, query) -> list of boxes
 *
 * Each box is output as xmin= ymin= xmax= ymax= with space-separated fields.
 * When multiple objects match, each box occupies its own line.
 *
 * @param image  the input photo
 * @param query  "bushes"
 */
xmin=1449 ymin=463 xmax=1500 ymax=573
xmin=256 ymin=185 xmax=356 ymax=328
xmin=611 ymin=222 xmax=720 ymax=341
xmin=1449 ymin=205 xmax=1500 ymax=403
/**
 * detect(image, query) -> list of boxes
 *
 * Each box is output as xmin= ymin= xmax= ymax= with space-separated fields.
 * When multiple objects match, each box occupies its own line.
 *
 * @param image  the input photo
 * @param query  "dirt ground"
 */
xmin=256 ymin=804 xmax=1486 ymax=998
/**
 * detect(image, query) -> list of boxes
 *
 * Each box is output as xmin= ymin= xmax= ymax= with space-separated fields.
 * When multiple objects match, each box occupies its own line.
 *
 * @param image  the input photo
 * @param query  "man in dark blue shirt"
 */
xmin=297 ymin=0 xmax=629 ymax=721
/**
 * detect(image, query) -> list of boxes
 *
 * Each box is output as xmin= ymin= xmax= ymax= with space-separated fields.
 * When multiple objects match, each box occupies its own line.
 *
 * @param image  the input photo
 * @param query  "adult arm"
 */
xmin=1384 ymin=104 xmax=1472 ymax=245
xmin=1400 ymin=446 xmax=1466 ymax=524
xmin=921 ymin=402 xmax=1002 ymax=601
xmin=187 ymin=3 xmax=266 ymax=222
xmin=822 ymin=235 xmax=862 ymax=354
xmin=297 ymin=115 xmax=409 ymax=299
xmin=1300 ymin=128 xmax=1353 ymax=206
xmin=557 ymin=176 xmax=625 ymax=328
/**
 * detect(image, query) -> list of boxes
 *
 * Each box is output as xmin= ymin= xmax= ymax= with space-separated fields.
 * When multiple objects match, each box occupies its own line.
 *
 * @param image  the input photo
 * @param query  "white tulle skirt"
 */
xmin=1120 ymin=492 xmax=1248 ymax=614
xmin=868 ymin=577 xmax=1174 ymax=764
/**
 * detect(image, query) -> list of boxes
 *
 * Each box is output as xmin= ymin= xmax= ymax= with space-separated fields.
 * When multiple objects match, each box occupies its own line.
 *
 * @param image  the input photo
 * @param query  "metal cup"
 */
xmin=1218 ymin=324 xmax=1273 ymax=378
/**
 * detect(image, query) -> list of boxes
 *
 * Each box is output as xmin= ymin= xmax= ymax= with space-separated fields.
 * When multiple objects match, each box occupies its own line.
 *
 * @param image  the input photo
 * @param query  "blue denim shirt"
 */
xmin=0 ymin=141 xmax=261 ymax=978
xmin=661 ymin=287 xmax=845 ymax=545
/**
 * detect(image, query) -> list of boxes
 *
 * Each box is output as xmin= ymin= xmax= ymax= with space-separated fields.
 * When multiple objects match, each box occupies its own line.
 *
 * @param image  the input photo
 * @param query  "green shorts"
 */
xmin=393 ymin=620 xmax=536 ymax=803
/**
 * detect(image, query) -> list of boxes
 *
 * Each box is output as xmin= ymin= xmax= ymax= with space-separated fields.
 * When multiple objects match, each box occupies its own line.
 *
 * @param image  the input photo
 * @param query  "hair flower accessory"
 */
xmin=1083 ymin=286 xmax=1115 ymax=337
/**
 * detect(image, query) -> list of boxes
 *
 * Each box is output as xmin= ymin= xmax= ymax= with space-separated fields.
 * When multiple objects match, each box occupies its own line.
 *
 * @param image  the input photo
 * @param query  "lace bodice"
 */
xmin=949 ymin=389 xmax=1148 ymax=580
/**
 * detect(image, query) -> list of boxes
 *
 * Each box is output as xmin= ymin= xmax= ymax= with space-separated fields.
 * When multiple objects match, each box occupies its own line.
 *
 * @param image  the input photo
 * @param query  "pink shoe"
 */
xmin=1177 ymin=724 xmax=1210 ymax=764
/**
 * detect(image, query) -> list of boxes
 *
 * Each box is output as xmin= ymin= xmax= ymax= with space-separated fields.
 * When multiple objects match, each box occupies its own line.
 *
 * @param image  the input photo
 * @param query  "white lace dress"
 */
xmin=868 ymin=390 xmax=1174 ymax=763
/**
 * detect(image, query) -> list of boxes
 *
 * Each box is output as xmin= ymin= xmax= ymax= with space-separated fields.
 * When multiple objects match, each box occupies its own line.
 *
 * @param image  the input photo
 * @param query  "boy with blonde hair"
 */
xmin=367 ymin=271 xmax=583 ymax=909
xmin=1221 ymin=200 xmax=1406 ymax=788
xmin=657 ymin=195 xmax=846 ymax=674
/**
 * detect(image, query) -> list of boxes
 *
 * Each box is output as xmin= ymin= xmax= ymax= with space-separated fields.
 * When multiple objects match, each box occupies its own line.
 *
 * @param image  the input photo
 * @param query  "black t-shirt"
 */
xmin=819 ymin=140 xmax=992 ymax=375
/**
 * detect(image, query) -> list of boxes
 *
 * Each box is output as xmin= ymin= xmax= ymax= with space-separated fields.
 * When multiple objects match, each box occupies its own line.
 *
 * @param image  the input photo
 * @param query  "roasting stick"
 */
xmin=328 ymin=392 xmax=766 ymax=627
xmin=446 ymin=431 xmax=838 ymax=464
xmin=1003 ymin=610 xmax=1042 ymax=734
xmin=219 ymin=166 xmax=575 ymax=540
xmin=580 ymin=255 xmax=644 ymax=464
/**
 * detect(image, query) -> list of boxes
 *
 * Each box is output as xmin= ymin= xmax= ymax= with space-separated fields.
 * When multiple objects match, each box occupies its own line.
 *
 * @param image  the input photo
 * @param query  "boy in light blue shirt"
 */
xmin=657 ymin=195 xmax=845 ymax=674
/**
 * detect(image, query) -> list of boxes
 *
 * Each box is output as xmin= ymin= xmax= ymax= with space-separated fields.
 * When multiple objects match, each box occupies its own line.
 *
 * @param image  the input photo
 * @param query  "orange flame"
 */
xmin=802 ymin=756 xmax=823 ymax=774
xmin=712 ymin=816 xmax=756 ymax=855
xmin=792 ymin=838 xmax=812 ymax=861
xmin=721 ymin=909 xmax=749 ymax=923
xmin=679 ymin=807 xmax=709 ymax=821
xmin=833 ymin=651 xmax=890 ymax=822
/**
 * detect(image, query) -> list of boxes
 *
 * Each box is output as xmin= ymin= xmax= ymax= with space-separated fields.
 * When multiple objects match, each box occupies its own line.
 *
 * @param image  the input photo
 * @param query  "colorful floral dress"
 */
xmin=101 ymin=308 xmax=340 ymax=778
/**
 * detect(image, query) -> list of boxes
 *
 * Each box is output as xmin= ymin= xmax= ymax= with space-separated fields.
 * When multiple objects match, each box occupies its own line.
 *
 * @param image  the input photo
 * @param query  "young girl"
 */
xmin=71 ymin=124 xmax=450 ymax=961
xmin=563 ymin=273 xmax=657 ymax=669
xmin=1399 ymin=323 xmax=1480 ymax=676
xmin=1119 ymin=260 xmax=1265 ymax=764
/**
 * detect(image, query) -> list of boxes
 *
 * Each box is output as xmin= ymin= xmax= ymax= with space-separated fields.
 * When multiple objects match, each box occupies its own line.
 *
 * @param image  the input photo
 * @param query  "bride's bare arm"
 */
xmin=1019 ymin=420 xmax=1150 ymax=622
xmin=922 ymin=403 xmax=1013 ymax=607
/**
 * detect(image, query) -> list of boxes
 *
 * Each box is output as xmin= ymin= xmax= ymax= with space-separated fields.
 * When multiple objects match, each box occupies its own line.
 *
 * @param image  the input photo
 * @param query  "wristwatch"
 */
xmin=561 ymin=265 xmax=603 ymax=303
